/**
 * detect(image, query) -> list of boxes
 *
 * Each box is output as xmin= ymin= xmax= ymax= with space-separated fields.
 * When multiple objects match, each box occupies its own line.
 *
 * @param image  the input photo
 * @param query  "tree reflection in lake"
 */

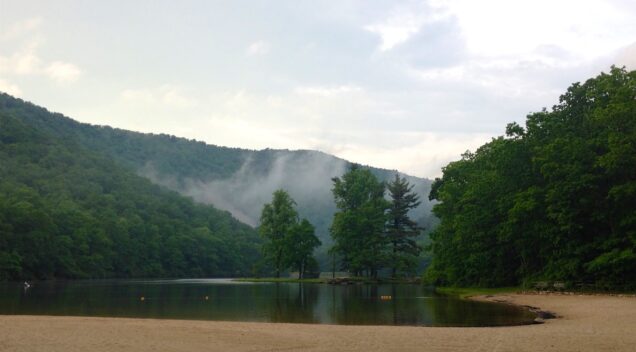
xmin=0 ymin=280 xmax=535 ymax=326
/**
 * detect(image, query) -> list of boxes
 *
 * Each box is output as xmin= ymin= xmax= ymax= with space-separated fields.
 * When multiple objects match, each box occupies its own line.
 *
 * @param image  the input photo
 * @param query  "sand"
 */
xmin=0 ymin=293 xmax=634 ymax=352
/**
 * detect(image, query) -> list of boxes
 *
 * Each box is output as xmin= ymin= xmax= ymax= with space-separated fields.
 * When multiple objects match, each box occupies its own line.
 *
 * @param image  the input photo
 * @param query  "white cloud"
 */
xmin=294 ymin=85 xmax=363 ymax=97
xmin=0 ymin=79 xmax=22 ymax=96
xmin=246 ymin=40 xmax=270 ymax=56
xmin=0 ymin=41 xmax=42 ymax=75
xmin=434 ymin=0 xmax=634 ymax=59
xmin=0 ymin=20 xmax=83 ymax=85
xmin=121 ymin=88 xmax=156 ymax=104
xmin=323 ymin=132 xmax=492 ymax=178
xmin=616 ymin=42 xmax=636 ymax=70
xmin=161 ymin=85 xmax=197 ymax=108
xmin=45 ymin=61 xmax=82 ymax=82
xmin=121 ymin=85 xmax=197 ymax=108
xmin=0 ymin=17 xmax=42 ymax=40
xmin=364 ymin=3 xmax=453 ymax=52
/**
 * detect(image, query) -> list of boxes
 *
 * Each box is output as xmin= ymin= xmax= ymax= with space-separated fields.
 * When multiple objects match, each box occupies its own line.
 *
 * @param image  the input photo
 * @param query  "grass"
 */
xmin=435 ymin=286 xmax=521 ymax=299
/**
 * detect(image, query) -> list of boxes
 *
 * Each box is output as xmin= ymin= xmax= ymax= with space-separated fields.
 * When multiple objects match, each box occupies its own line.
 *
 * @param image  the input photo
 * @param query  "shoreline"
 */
xmin=1 ymin=293 xmax=635 ymax=351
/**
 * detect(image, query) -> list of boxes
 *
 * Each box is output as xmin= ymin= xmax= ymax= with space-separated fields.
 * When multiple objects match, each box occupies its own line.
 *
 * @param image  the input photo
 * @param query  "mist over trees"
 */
xmin=427 ymin=67 xmax=636 ymax=289
xmin=0 ymin=92 xmax=435 ymax=272
xmin=0 ymin=105 xmax=261 ymax=280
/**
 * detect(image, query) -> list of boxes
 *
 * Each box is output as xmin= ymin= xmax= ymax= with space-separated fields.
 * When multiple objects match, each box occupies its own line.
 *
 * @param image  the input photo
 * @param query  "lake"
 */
xmin=0 ymin=279 xmax=536 ymax=326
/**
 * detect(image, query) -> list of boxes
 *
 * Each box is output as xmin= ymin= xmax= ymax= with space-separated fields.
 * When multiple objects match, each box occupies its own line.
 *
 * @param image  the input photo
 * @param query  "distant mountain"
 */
xmin=0 ymin=93 xmax=437 ymax=271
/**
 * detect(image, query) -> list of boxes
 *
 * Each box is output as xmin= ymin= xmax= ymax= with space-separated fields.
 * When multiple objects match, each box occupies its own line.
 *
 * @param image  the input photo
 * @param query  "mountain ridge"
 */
xmin=0 ymin=92 xmax=436 ymax=270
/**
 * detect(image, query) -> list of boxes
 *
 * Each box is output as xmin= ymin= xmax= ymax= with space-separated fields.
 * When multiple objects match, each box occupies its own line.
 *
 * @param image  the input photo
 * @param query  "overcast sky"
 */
xmin=1 ymin=0 xmax=635 ymax=178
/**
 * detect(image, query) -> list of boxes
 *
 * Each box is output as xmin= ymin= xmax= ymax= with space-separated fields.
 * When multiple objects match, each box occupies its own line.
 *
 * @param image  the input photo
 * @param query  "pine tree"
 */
xmin=387 ymin=173 xmax=422 ymax=277
xmin=330 ymin=166 xmax=388 ymax=278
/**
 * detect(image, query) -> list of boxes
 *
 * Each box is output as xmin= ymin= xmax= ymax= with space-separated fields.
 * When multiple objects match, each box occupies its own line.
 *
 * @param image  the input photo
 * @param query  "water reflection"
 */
xmin=0 ymin=280 xmax=535 ymax=326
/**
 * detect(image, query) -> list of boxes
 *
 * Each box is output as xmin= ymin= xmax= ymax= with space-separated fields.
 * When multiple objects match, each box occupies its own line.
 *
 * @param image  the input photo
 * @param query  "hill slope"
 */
xmin=0 ymin=94 xmax=436 ymax=244
xmin=0 ymin=96 xmax=261 ymax=280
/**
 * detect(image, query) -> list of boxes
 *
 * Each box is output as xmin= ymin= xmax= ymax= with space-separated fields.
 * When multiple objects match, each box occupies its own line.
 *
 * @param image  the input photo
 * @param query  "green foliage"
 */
xmin=285 ymin=219 xmax=321 ymax=278
xmin=386 ymin=174 xmax=422 ymax=277
xmin=0 ymin=98 xmax=262 ymax=280
xmin=259 ymin=190 xmax=320 ymax=278
xmin=330 ymin=166 xmax=389 ymax=278
xmin=427 ymin=67 xmax=636 ymax=289
xmin=0 ymin=93 xmax=436 ymax=274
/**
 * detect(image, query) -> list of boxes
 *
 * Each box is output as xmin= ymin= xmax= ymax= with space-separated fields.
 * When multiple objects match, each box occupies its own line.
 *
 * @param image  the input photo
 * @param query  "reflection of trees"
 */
xmin=267 ymin=283 xmax=319 ymax=323
xmin=0 ymin=282 xmax=534 ymax=326
xmin=425 ymin=295 xmax=534 ymax=326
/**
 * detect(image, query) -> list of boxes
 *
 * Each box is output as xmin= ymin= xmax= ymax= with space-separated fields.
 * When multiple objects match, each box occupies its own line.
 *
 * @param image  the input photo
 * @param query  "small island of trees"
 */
xmin=258 ymin=168 xmax=423 ymax=279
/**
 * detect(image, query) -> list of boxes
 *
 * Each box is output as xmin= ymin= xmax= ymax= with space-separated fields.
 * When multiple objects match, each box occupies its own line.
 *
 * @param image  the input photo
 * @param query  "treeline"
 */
xmin=0 ymin=106 xmax=261 ymax=281
xmin=0 ymin=93 xmax=435 ymax=267
xmin=256 ymin=168 xmax=423 ymax=278
xmin=427 ymin=67 xmax=636 ymax=289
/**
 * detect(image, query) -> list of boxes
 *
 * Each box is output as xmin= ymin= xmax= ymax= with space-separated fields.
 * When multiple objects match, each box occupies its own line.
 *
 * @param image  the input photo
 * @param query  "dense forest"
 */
xmin=0 ymin=98 xmax=261 ymax=280
xmin=0 ymin=93 xmax=435 ymax=271
xmin=426 ymin=67 xmax=636 ymax=289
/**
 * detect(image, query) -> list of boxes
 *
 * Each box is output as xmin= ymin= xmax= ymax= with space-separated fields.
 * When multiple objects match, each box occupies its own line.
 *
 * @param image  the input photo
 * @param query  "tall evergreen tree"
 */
xmin=386 ymin=174 xmax=422 ymax=277
xmin=330 ymin=166 xmax=388 ymax=278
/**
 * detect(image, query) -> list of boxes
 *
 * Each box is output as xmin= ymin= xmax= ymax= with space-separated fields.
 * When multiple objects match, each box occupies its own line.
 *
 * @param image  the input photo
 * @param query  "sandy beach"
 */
xmin=0 ymin=293 xmax=634 ymax=352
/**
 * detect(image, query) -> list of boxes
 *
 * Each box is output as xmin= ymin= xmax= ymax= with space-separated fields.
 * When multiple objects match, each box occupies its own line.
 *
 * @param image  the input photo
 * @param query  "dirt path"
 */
xmin=0 ymin=293 xmax=634 ymax=351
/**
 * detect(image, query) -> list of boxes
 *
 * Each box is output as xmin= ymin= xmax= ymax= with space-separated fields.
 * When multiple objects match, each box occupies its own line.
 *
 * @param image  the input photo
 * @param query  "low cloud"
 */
xmin=616 ymin=42 xmax=636 ymax=70
xmin=294 ymin=85 xmax=363 ymax=97
xmin=121 ymin=85 xmax=197 ymax=108
xmin=0 ymin=79 xmax=22 ymax=96
xmin=246 ymin=40 xmax=270 ymax=56
xmin=45 ymin=61 xmax=82 ymax=82
xmin=140 ymin=150 xmax=349 ymax=228
xmin=0 ymin=19 xmax=82 ymax=85
xmin=0 ymin=17 xmax=42 ymax=40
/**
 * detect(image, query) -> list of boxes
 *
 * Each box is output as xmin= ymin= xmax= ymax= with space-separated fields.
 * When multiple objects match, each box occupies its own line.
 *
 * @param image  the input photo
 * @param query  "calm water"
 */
xmin=0 ymin=279 xmax=535 ymax=326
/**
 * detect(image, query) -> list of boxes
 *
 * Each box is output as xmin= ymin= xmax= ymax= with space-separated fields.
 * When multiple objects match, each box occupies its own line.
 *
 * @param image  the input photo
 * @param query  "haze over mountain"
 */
xmin=0 ymin=93 xmax=261 ymax=280
xmin=0 ymin=93 xmax=435 ymax=271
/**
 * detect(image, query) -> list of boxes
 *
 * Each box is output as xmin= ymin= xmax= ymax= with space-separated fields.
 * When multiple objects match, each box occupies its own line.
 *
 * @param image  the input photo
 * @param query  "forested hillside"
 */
xmin=0 ymin=100 xmax=261 ymax=280
xmin=0 ymin=93 xmax=435 ymax=266
xmin=427 ymin=67 xmax=636 ymax=289
xmin=0 ymin=93 xmax=435 ymax=277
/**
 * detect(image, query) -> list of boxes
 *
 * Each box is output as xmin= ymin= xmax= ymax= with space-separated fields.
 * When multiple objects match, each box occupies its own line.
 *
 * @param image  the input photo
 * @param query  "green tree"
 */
xmin=259 ymin=190 xmax=297 ymax=277
xmin=259 ymin=190 xmax=320 ymax=278
xmin=427 ymin=67 xmax=636 ymax=289
xmin=285 ymin=219 xmax=321 ymax=279
xmin=0 ymin=100 xmax=262 ymax=281
xmin=330 ymin=166 xmax=388 ymax=278
xmin=386 ymin=174 xmax=422 ymax=277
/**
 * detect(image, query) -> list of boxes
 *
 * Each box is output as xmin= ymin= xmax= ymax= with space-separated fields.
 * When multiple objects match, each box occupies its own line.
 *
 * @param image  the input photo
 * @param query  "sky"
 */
xmin=1 ymin=0 xmax=635 ymax=178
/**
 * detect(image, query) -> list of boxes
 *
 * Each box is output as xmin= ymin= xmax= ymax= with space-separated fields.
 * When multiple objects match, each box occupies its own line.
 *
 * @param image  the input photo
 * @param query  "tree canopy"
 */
xmin=259 ymin=190 xmax=320 ymax=278
xmin=427 ymin=67 xmax=636 ymax=289
xmin=0 ymin=100 xmax=261 ymax=281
